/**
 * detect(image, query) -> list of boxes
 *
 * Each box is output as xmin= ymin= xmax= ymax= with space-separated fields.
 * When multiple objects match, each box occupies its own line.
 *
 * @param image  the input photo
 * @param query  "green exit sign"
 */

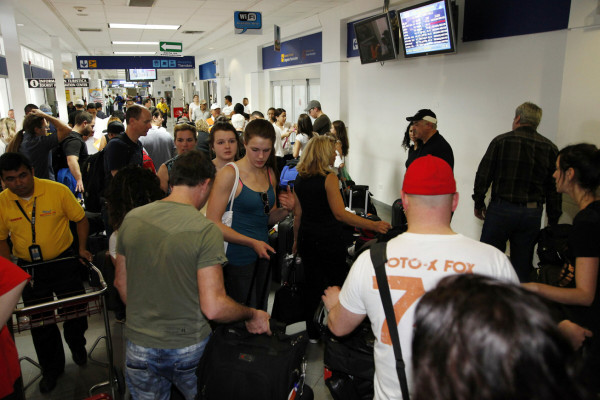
xmin=160 ymin=42 xmax=182 ymax=52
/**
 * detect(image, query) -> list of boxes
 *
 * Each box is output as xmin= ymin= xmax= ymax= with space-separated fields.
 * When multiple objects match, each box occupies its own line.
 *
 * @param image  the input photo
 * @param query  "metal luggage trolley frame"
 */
xmin=11 ymin=256 xmax=121 ymax=398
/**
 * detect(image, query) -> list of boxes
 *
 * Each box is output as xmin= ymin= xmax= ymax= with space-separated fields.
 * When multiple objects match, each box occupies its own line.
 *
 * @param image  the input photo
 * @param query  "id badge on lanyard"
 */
xmin=15 ymin=197 xmax=43 ymax=262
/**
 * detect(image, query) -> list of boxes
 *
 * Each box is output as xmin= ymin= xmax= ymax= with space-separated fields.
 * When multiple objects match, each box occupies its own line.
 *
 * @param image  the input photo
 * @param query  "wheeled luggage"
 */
xmin=195 ymin=320 xmax=311 ymax=400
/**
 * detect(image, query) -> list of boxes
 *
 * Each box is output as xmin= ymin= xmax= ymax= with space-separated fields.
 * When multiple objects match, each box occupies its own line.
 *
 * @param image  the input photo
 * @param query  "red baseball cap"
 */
xmin=403 ymin=155 xmax=456 ymax=195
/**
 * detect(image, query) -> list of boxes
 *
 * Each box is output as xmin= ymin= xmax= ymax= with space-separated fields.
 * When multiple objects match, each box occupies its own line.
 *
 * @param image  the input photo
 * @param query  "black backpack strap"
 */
xmin=370 ymin=242 xmax=410 ymax=400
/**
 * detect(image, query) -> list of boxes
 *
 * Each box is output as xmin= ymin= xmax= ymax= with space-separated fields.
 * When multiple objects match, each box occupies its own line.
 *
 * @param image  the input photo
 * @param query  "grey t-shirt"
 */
xmin=117 ymin=200 xmax=227 ymax=349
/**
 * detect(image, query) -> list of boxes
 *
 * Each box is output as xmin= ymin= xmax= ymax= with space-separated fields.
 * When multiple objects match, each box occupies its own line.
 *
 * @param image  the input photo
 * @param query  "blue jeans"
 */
xmin=125 ymin=337 xmax=209 ymax=400
xmin=480 ymin=199 xmax=542 ymax=282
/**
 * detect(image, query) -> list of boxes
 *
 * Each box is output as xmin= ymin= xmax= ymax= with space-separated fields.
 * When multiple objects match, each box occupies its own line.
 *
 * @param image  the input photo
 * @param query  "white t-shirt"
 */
xmin=222 ymin=104 xmax=234 ymax=116
xmin=339 ymin=232 xmax=518 ymax=400
xmin=189 ymin=102 xmax=201 ymax=120
xmin=109 ymin=231 xmax=118 ymax=260
xmin=273 ymin=124 xmax=285 ymax=157
xmin=296 ymin=133 xmax=310 ymax=157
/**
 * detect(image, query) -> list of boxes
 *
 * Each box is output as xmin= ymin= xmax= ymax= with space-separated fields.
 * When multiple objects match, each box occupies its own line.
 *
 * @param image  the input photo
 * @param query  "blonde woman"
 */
xmin=293 ymin=135 xmax=390 ymax=341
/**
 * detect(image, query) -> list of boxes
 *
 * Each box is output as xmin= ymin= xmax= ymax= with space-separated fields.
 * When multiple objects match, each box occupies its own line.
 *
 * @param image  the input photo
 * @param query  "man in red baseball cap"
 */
xmin=323 ymin=155 xmax=518 ymax=400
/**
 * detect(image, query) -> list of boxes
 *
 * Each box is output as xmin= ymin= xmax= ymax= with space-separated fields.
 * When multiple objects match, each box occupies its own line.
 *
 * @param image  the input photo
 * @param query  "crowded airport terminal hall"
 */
xmin=0 ymin=0 xmax=599 ymax=399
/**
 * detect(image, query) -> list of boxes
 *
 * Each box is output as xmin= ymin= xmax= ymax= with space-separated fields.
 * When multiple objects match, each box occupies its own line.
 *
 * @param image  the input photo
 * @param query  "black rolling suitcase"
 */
xmin=196 ymin=321 xmax=312 ymax=400
xmin=348 ymin=185 xmax=377 ymax=216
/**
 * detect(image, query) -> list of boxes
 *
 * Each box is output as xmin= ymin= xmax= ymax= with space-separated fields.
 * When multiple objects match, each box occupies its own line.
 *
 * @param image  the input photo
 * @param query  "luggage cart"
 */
xmin=12 ymin=256 xmax=122 ymax=398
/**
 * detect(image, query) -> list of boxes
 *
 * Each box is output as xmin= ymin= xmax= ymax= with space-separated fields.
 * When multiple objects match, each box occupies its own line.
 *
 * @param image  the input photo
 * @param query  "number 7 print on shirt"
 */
xmin=373 ymin=276 xmax=425 ymax=345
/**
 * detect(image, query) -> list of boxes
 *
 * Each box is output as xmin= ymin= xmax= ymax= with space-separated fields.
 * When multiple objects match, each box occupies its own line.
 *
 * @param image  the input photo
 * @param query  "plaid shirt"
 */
xmin=472 ymin=126 xmax=562 ymax=224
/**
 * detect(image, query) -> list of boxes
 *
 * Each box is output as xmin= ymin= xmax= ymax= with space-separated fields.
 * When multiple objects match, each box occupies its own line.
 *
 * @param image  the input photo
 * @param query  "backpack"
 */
xmin=280 ymin=159 xmax=299 ymax=188
xmin=81 ymin=149 xmax=106 ymax=213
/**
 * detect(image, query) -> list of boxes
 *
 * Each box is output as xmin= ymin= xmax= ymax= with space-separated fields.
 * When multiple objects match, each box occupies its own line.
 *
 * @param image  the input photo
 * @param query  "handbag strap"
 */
xmin=226 ymin=162 xmax=240 ymax=212
xmin=370 ymin=242 xmax=410 ymax=400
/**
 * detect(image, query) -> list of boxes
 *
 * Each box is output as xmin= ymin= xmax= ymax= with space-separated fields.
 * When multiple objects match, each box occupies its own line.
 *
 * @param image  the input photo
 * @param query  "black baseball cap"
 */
xmin=104 ymin=121 xmax=125 ymax=134
xmin=406 ymin=109 xmax=437 ymax=124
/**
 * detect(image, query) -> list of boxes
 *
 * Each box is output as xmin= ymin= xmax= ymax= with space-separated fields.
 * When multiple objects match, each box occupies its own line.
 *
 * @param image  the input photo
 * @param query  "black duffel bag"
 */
xmin=196 ymin=320 xmax=310 ymax=400
xmin=315 ymin=303 xmax=375 ymax=400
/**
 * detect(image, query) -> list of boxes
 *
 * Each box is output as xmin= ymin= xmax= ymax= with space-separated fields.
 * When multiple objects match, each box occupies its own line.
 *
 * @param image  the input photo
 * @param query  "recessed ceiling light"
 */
xmin=112 ymin=41 xmax=159 ymax=45
xmin=113 ymin=51 xmax=156 ymax=55
xmin=109 ymin=23 xmax=180 ymax=30
xmin=17 ymin=23 xmax=24 ymax=27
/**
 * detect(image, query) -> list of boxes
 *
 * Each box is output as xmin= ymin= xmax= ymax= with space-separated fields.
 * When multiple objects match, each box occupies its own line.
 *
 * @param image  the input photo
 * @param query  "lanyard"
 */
xmin=15 ymin=197 xmax=36 ymax=244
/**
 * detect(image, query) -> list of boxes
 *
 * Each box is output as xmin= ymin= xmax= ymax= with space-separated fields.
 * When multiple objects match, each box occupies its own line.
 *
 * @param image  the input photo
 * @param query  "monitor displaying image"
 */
xmin=353 ymin=13 xmax=397 ymax=64
xmin=126 ymin=68 xmax=157 ymax=82
xmin=398 ymin=0 xmax=456 ymax=58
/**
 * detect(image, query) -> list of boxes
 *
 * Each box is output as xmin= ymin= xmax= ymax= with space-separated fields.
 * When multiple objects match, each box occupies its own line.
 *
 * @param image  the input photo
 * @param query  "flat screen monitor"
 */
xmin=126 ymin=68 xmax=157 ymax=82
xmin=353 ymin=13 xmax=397 ymax=64
xmin=398 ymin=0 xmax=456 ymax=58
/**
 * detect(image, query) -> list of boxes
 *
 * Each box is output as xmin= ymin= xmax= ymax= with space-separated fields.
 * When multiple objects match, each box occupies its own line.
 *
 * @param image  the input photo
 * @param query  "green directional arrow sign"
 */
xmin=160 ymin=42 xmax=182 ymax=52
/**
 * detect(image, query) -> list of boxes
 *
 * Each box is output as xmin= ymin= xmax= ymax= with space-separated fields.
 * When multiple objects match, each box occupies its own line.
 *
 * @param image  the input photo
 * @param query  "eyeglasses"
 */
xmin=260 ymin=191 xmax=270 ymax=215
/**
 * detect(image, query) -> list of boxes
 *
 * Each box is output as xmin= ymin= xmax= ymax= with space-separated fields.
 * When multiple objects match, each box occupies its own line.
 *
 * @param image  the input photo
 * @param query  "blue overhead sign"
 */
xmin=234 ymin=11 xmax=262 ymax=34
xmin=76 ymin=56 xmax=195 ymax=70
xmin=262 ymin=32 xmax=322 ymax=70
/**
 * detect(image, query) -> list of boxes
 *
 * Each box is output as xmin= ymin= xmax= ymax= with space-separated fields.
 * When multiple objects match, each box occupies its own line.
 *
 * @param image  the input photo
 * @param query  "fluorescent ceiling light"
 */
xmin=109 ymin=23 xmax=180 ymax=30
xmin=112 ymin=41 xmax=159 ymax=45
xmin=113 ymin=51 xmax=156 ymax=55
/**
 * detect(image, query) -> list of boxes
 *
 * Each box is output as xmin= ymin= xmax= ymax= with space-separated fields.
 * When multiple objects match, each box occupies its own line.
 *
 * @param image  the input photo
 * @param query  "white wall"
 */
xmin=193 ymin=0 xmax=600 ymax=240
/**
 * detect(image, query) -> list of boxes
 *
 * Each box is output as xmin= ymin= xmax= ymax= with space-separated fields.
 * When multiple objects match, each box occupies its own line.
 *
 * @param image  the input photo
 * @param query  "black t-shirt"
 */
xmin=565 ymin=201 xmax=600 ymax=331
xmin=405 ymin=131 xmax=454 ymax=170
xmin=313 ymin=114 xmax=331 ymax=135
xmin=56 ymin=131 xmax=88 ymax=170
xmin=104 ymin=133 xmax=143 ymax=175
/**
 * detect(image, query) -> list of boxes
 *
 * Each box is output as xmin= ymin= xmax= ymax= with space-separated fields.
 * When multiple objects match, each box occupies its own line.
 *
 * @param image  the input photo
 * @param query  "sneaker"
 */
xmin=72 ymin=346 xmax=87 ymax=366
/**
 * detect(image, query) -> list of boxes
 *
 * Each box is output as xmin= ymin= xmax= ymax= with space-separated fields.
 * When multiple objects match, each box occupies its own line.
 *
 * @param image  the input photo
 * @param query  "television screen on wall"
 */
xmin=126 ymin=68 xmax=157 ymax=82
xmin=353 ymin=13 xmax=397 ymax=64
xmin=398 ymin=0 xmax=457 ymax=58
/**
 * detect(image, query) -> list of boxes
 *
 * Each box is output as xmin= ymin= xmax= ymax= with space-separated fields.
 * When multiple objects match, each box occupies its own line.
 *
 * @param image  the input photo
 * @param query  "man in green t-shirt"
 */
xmin=114 ymin=150 xmax=270 ymax=399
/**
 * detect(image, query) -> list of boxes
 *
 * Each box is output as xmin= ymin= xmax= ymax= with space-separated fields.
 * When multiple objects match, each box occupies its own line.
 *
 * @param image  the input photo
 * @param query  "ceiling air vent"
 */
xmin=182 ymin=30 xmax=204 ymax=34
xmin=79 ymin=28 xmax=102 ymax=32
xmin=128 ymin=0 xmax=156 ymax=7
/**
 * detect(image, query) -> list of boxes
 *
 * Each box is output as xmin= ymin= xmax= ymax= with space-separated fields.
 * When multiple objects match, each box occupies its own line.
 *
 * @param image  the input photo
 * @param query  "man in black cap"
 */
xmin=405 ymin=109 xmax=454 ymax=169
xmin=305 ymin=100 xmax=331 ymax=135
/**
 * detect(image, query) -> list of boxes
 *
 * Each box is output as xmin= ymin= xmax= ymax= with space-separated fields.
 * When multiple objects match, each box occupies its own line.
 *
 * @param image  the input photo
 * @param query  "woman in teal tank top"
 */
xmin=207 ymin=119 xmax=294 ymax=310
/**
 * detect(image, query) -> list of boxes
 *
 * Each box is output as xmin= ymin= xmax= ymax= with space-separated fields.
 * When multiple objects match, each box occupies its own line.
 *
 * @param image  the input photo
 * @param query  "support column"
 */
xmin=0 ymin=2 xmax=28 ymax=124
xmin=51 ymin=36 xmax=68 ymax=122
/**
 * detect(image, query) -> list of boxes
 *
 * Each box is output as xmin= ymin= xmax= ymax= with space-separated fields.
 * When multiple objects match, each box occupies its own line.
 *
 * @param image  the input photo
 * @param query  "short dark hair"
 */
xmin=23 ymin=113 xmax=45 ymax=134
xmin=0 ymin=152 xmax=33 ymax=175
xmin=111 ymin=110 xmax=125 ymax=122
xmin=174 ymin=123 xmax=197 ymax=141
xmin=74 ymin=111 xmax=93 ymax=126
xmin=86 ymin=103 xmax=95 ymax=110
xmin=95 ymin=102 xmax=102 ymax=109
xmin=24 ymin=104 xmax=38 ymax=114
xmin=413 ymin=274 xmax=588 ymax=400
xmin=125 ymin=105 xmax=144 ymax=124
xmin=143 ymin=98 xmax=152 ymax=105
xmin=251 ymin=111 xmax=264 ymax=118
xmin=225 ymin=95 xmax=232 ymax=103
xmin=170 ymin=150 xmax=215 ymax=187
xmin=151 ymin=108 xmax=162 ymax=119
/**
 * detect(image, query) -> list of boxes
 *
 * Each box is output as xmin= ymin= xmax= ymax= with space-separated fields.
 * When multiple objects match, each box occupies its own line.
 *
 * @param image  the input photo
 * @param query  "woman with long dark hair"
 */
xmin=292 ymin=113 xmax=314 ymax=159
xmin=524 ymin=143 xmax=600 ymax=393
xmin=330 ymin=120 xmax=350 ymax=182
